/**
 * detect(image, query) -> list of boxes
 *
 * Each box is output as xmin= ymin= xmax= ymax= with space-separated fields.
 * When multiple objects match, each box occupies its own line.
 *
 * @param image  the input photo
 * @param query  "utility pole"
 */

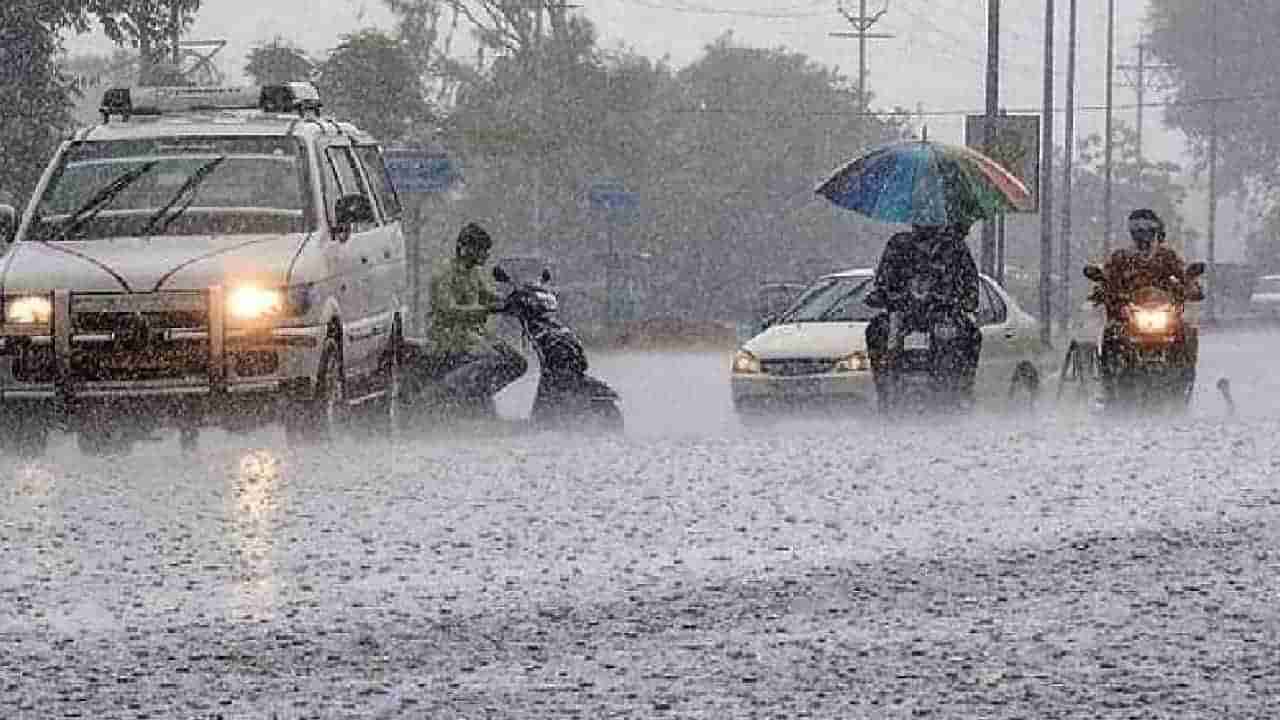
xmin=1118 ymin=41 xmax=1174 ymax=190
xmin=831 ymin=1 xmax=894 ymax=113
xmin=1103 ymin=0 xmax=1114 ymax=254
xmin=1060 ymin=0 xmax=1077 ymax=337
xmin=980 ymin=0 xmax=1000 ymax=278
xmin=1207 ymin=0 xmax=1219 ymax=323
xmin=1040 ymin=0 xmax=1055 ymax=349
xmin=529 ymin=1 xmax=580 ymax=254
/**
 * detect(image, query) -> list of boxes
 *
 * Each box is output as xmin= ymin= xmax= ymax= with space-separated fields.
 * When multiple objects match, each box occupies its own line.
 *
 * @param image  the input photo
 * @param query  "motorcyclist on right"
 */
xmin=1091 ymin=208 xmax=1204 ymax=407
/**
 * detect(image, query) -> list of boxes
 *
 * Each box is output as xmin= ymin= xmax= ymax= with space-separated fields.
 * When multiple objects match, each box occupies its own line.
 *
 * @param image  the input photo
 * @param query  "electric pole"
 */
xmin=831 ymin=1 xmax=894 ymax=113
xmin=529 ymin=1 xmax=580 ymax=254
xmin=1040 ymin=0 xmax=1055 ymax=349
xmin=1118 ymin=41 xmax=1174 ymax=190
xmin=1103 ymin=0 xmax=1114 ymax=254
xmin=1207 ymin=0 xmax=1219 ymax=323
xmin=980 ymin=0 xmax=1000 ymax=278
xmin=1060 ymin=0 xmax=1077 ymax=337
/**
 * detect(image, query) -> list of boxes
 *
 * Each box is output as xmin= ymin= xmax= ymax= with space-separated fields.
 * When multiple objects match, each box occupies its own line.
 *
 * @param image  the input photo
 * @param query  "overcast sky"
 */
xmin=63 ymin=0 xmax=1177 ymax=158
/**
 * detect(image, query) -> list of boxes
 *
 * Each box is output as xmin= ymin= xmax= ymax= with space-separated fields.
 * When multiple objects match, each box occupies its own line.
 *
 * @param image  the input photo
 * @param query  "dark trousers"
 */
xmin=429 ymin=340 xmax=528 ymax=399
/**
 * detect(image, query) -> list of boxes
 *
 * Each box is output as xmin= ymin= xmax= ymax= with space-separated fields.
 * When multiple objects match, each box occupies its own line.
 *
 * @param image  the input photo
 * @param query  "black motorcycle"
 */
xmin=1084 ymin=261 xmax=1204 ymax=411
xmin=490 ymin=266 xmax=623 ymax=431
xmin=869 ymin=275 xmax=978 ymax=416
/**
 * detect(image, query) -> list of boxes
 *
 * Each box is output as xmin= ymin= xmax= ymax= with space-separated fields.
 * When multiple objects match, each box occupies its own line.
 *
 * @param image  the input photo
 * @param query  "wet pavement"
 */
xmin=3 ymin=328 xmax=1280 ymax=718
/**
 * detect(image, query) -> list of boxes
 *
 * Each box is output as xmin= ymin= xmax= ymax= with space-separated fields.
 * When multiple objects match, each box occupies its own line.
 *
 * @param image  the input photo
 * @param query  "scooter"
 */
xmin=1083 ymin=261 xmax=1204 ymax=411
xmin=491 ymin=266 xmax=623 ymax=432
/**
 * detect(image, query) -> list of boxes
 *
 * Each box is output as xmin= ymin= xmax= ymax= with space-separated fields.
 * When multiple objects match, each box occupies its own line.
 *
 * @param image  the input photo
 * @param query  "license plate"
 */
xmin=904 ymin=332 xmax=930 ymax=350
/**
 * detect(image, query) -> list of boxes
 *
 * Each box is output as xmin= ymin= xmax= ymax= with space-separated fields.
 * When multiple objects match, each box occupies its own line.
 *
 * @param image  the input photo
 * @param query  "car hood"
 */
xmin=0 ymin=234 xmax=309 ymax=294
xmin=742 ymin=321 xmax=869 ymax=360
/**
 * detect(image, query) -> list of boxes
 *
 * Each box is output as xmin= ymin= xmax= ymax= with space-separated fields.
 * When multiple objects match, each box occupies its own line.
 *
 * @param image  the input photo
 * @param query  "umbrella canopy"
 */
xmin=815 ymin=139 xmax=1035 ymax=226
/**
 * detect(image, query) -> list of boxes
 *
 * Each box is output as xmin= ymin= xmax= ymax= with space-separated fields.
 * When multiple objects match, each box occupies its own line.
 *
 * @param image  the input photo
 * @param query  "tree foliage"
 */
xmin=313 ymin=30 xmax=432 ymax=144
xmin=1146 ymin=1 xmax=1280 ymax=196
xmin=244 ymin=38 xmax=315 ymax=85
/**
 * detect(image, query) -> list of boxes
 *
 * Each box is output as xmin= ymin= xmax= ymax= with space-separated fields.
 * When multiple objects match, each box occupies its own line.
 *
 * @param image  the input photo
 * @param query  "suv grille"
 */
xmin=760 ymin=359 xmax=836 ymax=377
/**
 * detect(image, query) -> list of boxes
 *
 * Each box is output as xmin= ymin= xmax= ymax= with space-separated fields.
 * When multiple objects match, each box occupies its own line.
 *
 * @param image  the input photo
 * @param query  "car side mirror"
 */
xmin=541 ymin=269 xmax=552 ymax=284
xmin=492 ymin=266 xmax=510 ymax=283
xmin=1083 ymin=265 xmax=1105 ymax=282
xmin=1186 ymin=261 xmax=1206 ymax=278
xmin=760 ymin=312 xmax=778 ymax=329
xmin=334 ymin=194 xmax=374 ymax=232
xmin=0 ymin=204 xmax=16 ymax=244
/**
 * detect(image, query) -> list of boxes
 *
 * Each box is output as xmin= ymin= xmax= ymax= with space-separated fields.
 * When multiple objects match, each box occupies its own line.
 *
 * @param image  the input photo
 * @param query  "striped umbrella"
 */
xmin=815 ymin=138 xmax=1035 ymax=226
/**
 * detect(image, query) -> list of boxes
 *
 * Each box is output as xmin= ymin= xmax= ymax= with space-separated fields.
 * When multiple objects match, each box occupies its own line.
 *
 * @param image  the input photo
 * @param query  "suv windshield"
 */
xmin=32 ymin=136 xmax=311 ymax=240
xmin=779 ymin=276 xmax=877 ymax=323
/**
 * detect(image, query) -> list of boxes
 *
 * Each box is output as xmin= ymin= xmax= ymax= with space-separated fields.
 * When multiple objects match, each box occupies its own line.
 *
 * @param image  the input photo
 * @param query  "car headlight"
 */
xmin=732 ymin=349 xmax=762 ymax=375
xmin=228 ymin=286 xmax=285 ymax=320
xmin=5 ymin=295 xmax=52 ymax=325
xmin=833 ymin=351 xmax=870 ymax=373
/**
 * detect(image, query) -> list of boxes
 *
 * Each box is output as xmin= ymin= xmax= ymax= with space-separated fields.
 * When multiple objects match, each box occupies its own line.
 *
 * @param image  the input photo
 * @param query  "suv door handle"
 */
xmin=1004 ymin=330 xmax=1018 ymax=338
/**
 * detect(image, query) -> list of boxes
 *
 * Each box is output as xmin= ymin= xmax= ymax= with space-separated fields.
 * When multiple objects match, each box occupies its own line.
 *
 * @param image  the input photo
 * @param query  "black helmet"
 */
xmin=1128 ymin=208 xmax=1164 ymax=248
xmin=457 ymin=222 xmax=492 ymax=251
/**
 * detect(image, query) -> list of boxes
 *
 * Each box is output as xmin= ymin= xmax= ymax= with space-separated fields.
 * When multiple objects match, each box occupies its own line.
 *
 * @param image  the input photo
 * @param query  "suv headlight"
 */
xmin=5 ymin=295 xmax=53 ymax=325
xmin=834 ymin=351 xmax=870 ymax=373
xmin=732 ymin=349 xmax=762 ymax=375
xmin=228 ymin=286 xmax=285 ymax=320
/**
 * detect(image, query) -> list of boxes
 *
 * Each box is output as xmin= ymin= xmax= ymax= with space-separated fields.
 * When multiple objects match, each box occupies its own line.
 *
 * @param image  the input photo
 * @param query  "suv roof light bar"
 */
xmin=99 ymin=82 xmax=323 ymax=123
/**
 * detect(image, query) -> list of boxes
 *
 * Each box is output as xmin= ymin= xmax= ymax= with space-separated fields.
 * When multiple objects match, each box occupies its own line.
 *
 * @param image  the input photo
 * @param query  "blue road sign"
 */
xmin=384 ymin=148 xmax=459 ymax=194
xmin=589 ymin=178 xmax=638 ymax=211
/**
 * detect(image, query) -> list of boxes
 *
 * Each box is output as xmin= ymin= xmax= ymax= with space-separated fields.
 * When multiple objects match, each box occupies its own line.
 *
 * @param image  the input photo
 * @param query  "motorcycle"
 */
xmin=1083 ymin=261 xmax=1205 ymax=411
xmin=490 ymin=266 xmax=623 ymax=431
xmin=869 ymin=274 xmax=978 ymax=416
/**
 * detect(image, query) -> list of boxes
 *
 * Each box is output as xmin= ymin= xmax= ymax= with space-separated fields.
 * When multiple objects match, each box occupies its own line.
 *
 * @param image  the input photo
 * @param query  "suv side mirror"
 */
xmin=334 ymin=194 xmax=375 ymax=231
xmin=1083 ymin=265 xmax=1105 ymax=282
xmin=0 ymin=204 xmax=16 ymax=244
xmin=540 ymin=269 xmax=552 ymax=284
xmin=492 ymin=266 xmax=510 ymax=283
xmin=1186 ymin=261 xmax=1206 ymax=278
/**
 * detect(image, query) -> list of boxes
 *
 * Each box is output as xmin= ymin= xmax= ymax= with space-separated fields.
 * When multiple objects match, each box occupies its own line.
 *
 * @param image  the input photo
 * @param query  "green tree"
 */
xmin=314 ymin=30 xmax=432 ymax=143
xmin=1146 ymin=1 xmax=1280 ymax=196
xmin=0 ymin=3 xmax=77 ymax=204
xmin=244 ymin=38 xmax=315 ymax=85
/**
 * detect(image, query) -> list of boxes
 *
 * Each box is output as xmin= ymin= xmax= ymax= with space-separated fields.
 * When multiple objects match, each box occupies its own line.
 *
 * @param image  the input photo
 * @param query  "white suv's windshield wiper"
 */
xmin=139 ymin=156 xmax=227 ymax=237
xmin=51 ymin=160 xmax=159 ymax=242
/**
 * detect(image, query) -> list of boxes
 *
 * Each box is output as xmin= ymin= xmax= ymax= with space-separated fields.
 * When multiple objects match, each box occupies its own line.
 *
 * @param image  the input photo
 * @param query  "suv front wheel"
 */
xmin=285 ymin=335 xmax=346 ymax=446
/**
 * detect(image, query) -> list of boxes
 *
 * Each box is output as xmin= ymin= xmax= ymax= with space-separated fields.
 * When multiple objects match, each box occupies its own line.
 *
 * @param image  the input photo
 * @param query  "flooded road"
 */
xmin=3 ymin=328 xmax=1279 ymax=717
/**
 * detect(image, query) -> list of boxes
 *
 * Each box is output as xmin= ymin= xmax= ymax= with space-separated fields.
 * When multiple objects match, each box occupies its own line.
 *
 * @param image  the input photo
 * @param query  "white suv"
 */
xmin=0 ymin=83 xmax=407 ymax=456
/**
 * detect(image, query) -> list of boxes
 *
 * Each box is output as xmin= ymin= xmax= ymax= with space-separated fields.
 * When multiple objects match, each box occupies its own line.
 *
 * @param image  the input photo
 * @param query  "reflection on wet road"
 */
xmin=1 ymin=327 xmax=1279 ymax=716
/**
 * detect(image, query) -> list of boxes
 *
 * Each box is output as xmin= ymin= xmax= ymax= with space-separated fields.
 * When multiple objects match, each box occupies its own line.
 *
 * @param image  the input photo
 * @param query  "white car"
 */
xmin=0 ymin=83 xmax=407 ymax=456
xmin=731 ymin=267 xmax=1048 ymax=417
xmin=1249 ymin=274 xmax=1280 ymax=317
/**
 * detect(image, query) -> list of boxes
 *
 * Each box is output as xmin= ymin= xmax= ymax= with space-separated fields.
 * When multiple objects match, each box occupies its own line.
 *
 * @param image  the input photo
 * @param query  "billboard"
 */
xmin=965 ymin=114 xmax=1040 ymax=212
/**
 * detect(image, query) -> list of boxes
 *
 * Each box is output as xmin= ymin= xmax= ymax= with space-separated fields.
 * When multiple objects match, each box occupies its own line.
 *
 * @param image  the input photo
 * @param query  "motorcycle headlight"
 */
xmin=228 ymin=286 xmax=285 ymax=321
xmin=834 ymin=351 xmax=870 ymax=373
xmin=1132 ymin=307 xmax=1173 ymax=333
xmin=5 ymin=295 xmax=52 ymax=325
xmin=732 ymin=349 xmax=762 ymax=375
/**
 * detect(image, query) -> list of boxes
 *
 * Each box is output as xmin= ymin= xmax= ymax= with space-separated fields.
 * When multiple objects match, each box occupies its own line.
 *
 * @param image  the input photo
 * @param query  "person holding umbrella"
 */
xmin=863 ymin=219 xmax=982 ymax=411
xmin=815 ymin=135 xmax=1034 ymax=414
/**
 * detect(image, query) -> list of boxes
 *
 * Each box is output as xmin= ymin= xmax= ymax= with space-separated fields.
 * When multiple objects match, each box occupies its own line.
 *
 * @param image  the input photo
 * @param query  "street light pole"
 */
xmin=981 ymin=0 xmax=1000 ymax=278
xmin=1039 ymin=0 xmax=1055 ymax=348
xmin=1060 ymin=0 xmax=1077 ymax=337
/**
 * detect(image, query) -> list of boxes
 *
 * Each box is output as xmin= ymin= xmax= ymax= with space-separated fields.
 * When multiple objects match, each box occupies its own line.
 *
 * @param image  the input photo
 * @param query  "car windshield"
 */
xmin=32 ymin=136 xmax=311 ymax=240
xmin=777 ymin=276 xmax=877 ymax=323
